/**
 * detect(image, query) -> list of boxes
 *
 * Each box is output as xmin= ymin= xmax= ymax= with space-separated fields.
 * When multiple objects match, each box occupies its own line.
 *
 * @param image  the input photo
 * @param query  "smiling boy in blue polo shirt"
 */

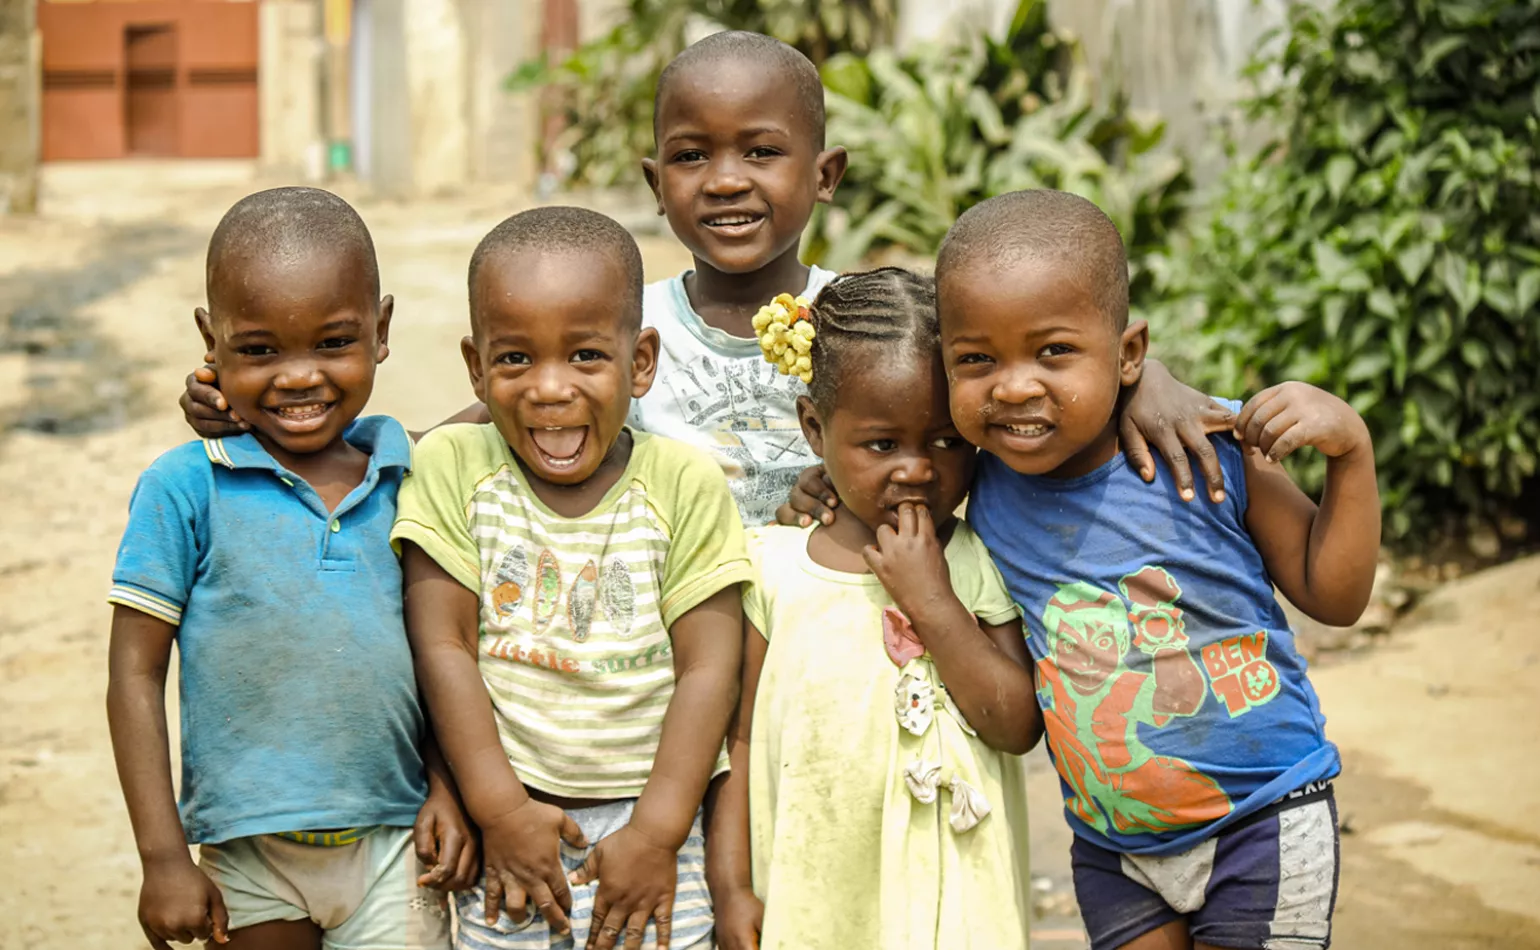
xmin=106 ymin=188 xmax=475 ymax=950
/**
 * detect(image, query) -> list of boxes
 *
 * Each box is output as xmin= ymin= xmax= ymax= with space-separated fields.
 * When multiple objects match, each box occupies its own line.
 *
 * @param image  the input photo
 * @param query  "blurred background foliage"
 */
xmin=514 ymin=0 xmax=1539 ymax=546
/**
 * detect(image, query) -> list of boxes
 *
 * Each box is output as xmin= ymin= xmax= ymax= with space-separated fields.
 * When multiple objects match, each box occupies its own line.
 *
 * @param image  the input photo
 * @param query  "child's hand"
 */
xmin=774 ymin=464 xmax=839 ymax=527
xmin=1120 ymin=360 xmax=1237 ymax=503
xmin=413 ymin=791 xmax=480 ymax=892
xmin=480 ymin=799 xmax=588 ymax=934
xmin=568 ymin=824 xmax=680 ymax=950
xmin=1235 ymin=382 xmax=1371 ymax=463
xmin=138 ymin=855 xmax=229 ymax=949
xmin=180 ymin=363 xmax=248 ymax=438
xmin=863 ymin=503 xmax=954 ymax=624
xmin=712 ymin=886 xmax=764 ymax=950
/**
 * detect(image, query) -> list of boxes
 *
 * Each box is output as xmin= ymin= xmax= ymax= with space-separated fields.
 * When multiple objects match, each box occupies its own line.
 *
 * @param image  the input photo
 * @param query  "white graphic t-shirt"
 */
xmin=629 ymin=266 xmax=838 ymax=527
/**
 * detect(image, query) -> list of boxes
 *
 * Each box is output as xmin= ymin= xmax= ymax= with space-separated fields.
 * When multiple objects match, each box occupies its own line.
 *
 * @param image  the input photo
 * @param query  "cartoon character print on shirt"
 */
xmin=1035 ymin=567 xmax=1233 ymax=837
xmin=657 ymin=355 xmax=817 ymax=524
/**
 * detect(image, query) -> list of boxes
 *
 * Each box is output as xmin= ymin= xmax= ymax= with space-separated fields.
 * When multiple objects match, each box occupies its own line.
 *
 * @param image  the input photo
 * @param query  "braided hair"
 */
xmin=804 ymin=267 xmax=938 ymax=411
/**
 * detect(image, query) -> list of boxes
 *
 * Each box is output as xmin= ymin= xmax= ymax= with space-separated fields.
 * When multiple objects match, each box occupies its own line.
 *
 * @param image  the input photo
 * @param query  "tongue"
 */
xmin=531 ymin=427 xmax=586 ymax=460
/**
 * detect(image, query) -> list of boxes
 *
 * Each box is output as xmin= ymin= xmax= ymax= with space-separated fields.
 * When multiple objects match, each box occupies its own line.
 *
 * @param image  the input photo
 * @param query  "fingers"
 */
xmin=559 ymin=811 xmax=590 ymax=850
xmin=1240 ymin=391 xmax=1289 ymax=450
xmin=208 ymin=885 xmax=231 ymax=945
xmin=142 ymin=928 xmax=173 ymax=950
xmin=896 ymin=502 xmax=918 ymax=536
xmin=1199 ymin=399 xmax=1238 ymax=434
xmin=1234 ymin=385 xmax=1280 ymax=440
xmin=1119 ymin=412 xmax=1157 ymax=482
xmin=484 ymin=871 xmax=505 ymax=925
xmin=782 ymin=486 xmax=835 ymax=527
xmin=1175 ymin=418 xmax=1227 ymax=504
xmin=653 ymin=907 xmax=673 ymax=950
xmin=589 ymin=902 xmax=625 ymax=950
xmin=452 ymin=833 xmax=481 ymax=891
xmin=532 ymin=879 xmax=572 ymax=935
xmin=1147 ymin=425 xmax=1197 ymax=501
xmin=623 ymin=909 xmax=652 ymax=950
xmin=912 ymin=502 xmax=935 ymax=537
xmin=413 ymin=813 xmax=439 ymax=871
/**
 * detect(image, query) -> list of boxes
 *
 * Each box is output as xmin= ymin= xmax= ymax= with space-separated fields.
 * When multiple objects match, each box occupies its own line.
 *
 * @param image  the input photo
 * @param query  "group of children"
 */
xmin=107 ymin=28 xmax=1379 ymax=950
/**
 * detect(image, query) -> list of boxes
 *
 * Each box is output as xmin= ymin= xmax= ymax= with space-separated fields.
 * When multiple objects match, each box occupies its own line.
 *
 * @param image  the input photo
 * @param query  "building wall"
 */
xmin=259 ymin=0 xmax=323 ymax=179
xmin=0 ymin=0 xmax=40 ymax=213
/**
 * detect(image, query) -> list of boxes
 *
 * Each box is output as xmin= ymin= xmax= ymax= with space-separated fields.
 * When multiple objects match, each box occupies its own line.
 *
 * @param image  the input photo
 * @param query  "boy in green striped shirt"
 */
xmin=392 ymin=207 xmax=750 ymax=950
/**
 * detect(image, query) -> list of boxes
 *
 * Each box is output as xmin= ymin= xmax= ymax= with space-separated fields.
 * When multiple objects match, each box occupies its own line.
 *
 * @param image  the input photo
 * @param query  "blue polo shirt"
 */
xmin=109 ymin=416 xmax=429 ymax=844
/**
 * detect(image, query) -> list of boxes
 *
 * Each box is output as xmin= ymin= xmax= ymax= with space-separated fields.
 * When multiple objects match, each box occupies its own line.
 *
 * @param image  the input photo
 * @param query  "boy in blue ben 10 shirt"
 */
xmin=938 ymin=191 xmax=1381 ymax=950
xmin=106 ymin=188 xmax=474 ymax=950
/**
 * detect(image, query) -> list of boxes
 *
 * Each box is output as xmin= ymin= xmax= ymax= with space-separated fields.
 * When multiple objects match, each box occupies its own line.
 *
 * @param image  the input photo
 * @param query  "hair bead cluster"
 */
xmin=753 ymin=293 xmax=817 ymax=384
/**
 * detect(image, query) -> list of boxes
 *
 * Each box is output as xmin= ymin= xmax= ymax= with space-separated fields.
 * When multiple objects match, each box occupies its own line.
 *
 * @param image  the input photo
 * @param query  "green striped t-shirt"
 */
xmin=393 ymin=424 xmax=750 ymax=798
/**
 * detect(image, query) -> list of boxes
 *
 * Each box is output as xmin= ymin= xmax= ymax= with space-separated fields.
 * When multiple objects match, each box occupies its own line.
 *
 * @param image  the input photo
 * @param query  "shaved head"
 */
xmin=207 ymin=187 xmax=379 ymax=310
xmin=655 ymin=31 xmax=826 ymax=149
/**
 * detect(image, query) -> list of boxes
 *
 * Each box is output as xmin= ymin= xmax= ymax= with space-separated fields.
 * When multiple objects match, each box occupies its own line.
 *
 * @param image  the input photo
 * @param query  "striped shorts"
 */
xmin=454 ymin=799 xmax=711 ymax=950
xmin=1072 ymin=782 xmax=1339 ymax=950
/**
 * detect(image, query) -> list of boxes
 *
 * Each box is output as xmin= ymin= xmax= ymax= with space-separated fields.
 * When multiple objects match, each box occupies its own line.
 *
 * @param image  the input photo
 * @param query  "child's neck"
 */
xmin=684 ymin=246 xmax=810 ymax=340
xmin=253 ymin=432 xmax=369 ymax=513
xmin=1043 ymin=418 xmax=1122 ymax=481
xmin=516 ymin=429 xmax=635 ymax=519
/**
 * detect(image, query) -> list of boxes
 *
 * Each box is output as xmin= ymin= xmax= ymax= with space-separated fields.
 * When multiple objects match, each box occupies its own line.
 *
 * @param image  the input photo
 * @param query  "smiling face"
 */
xmin=643 ymin=58 xmax=844 ymax=278
xmin=799 ymin=350 xmax=975 ymax=534
xmin=463 ymin=248 xmax=658 ymax=490
xmin=940 ymin=259 xmax=1147 ymax=479
xmin=199 ymin=247 xmax=388 ymax=461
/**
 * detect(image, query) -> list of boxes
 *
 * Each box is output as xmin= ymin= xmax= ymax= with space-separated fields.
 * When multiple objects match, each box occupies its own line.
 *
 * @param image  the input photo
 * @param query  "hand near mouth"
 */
xmin=864 ymin=503 xmax=956 ymax=628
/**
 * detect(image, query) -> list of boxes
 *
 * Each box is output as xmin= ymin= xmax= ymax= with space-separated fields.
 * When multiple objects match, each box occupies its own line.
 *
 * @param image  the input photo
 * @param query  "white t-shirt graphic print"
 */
xmin=629 ymin=266 xmax=837 ymax=526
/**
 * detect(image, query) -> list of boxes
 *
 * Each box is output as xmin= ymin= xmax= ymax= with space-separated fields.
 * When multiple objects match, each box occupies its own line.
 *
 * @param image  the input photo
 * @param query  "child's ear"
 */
xmin=1119 ymin=318 xmax=1149 ymax=387
xmin=461 ymin=334 xmax=487 ymax=404
xmin=641 ymin=158 xmax=665 ymax=216
xmin=630 ymin=326 xmax=660 ymax=398
xmin=815 ymin=147 xmax=849 ymax=204
xmin=195 ymin=307 xmax=217 ymax=355
xmin=375 ymin=295 xmax=394 ymax=364
xmin=795 ymin=394 xmax=827 ymax=459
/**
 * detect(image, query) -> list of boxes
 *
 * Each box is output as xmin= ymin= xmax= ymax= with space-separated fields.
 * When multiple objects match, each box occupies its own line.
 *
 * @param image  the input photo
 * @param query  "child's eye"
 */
xmin=865 ymin=439 xmax=898 ymax=453
xmin=494 ymin=351 xmax=530 ymax=366
xmin=317 ymin=337 xmax=356 ymax=350
xmin=1040 ymin=343 xmax=1075 ymax=358
xmin=235 ymin=344 xmax=276 ymax=357
xmin=931 ymin=436 xmax=968 ymax=450
xmin=747 ymin=146 xmax=782 ymax=159
xmin=572 ymin=349 xmax=607 ymax=364
xmin=671 ymin=149 xmax=707 ymax=163
xmin=955 ymin=352 xmax=993 ymax=366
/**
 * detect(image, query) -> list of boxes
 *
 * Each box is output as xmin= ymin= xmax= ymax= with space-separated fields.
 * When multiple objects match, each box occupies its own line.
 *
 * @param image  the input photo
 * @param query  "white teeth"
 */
xmin=708 ymin=215 xmax=757 ymax=226
xmin=1006 ymin=423 xmax=1048 ymax=437
xmin=276 ymin=404 xmax=327 ymax=418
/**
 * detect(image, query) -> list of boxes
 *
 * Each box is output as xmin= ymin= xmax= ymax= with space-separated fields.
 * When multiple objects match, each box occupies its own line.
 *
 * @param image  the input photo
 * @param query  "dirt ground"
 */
xmin=2 ymin=163 xmax=1537 ymax=950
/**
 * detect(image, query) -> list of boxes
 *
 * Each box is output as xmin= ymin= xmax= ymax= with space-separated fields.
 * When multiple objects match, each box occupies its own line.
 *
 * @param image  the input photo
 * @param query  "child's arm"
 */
xmin=865 ymin=504 xmax=1043 ymax=754
xmin=568 ymin=586 xmax=744 ymax=950
xmin=1236 ymin=382 xmax=1381 ymax=626
xmin=777 ymin=359 xmax=1239 ymax=528
xmin=106 ymin=605 xmax=230 ymax=948
xmin=401 ymin=543 xmax=589 ymax=934
xmin=412 ymin=732 xmax=480 ymax=892
xmin=703 ymin=617 xmax=768 ymax=950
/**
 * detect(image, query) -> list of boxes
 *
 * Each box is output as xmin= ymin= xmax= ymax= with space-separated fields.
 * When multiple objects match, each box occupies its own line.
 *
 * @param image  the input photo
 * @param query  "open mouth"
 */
xmin=528 ymin=426 xmax=588 ymax=471
xmin=702 ymin=212 xmax=764 ymax=237
xmin=994 ymin=421 xmax=1054 ymax=446
xmin=263 ymin=402 xmax=336 ymax=433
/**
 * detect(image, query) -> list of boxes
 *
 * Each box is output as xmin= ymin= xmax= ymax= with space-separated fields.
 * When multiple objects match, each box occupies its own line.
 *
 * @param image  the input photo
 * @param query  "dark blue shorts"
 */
xmin=1071 ymin=783 xmax=1339 ymax=950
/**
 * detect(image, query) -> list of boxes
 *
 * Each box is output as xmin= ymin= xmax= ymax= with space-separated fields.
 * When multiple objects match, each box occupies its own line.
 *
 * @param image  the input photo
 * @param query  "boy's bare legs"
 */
xmin=1117 ymin=921 xmax=1232 ymax=950
xmin=214 ymin=918 xmax=322 ymax=950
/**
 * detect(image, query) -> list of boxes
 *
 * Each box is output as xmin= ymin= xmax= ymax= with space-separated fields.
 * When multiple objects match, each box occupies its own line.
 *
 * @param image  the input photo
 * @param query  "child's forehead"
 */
xmin=655 ymin=59 xmax=819 ymax=143
xmin=209 ymin=248 xmax=376 ymax=321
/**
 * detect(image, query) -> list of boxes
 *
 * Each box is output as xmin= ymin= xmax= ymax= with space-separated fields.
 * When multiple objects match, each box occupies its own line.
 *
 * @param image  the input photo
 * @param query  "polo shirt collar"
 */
xmin=203 ymin=415 xmax=413 ymax=475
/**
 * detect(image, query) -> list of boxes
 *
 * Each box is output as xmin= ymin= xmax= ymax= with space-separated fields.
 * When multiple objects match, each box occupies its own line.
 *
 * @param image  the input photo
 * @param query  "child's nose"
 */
xmin=703 ymin=158 xmax=751 ymax=198
xmin=893 ymin=456 xmax=935 ymax=483
xmin=528 ymin=363 xmax=575 ymax=403
xmin=273 ymin=359 xmax=324 ymax=389
xmin=991 ymin=367 xmax=1048 ymax=404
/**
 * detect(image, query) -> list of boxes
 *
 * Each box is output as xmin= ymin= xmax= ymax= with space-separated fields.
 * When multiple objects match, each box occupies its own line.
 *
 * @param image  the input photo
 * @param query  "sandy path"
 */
xmin=2 ymin=163 xmax=1536 ymax=949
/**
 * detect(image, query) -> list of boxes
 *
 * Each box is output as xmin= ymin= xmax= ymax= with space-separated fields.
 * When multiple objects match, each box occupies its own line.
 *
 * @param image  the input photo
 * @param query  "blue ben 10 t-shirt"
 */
xmin=970 ymin=405 xmax=1339 ymax=857
xmin=108 ymin=416 xmax=428 ymax=844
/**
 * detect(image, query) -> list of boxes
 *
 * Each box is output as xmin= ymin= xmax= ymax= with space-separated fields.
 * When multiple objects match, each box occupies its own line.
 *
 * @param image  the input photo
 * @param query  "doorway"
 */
xmin=124 ymin=25 xmax=178 ymax=156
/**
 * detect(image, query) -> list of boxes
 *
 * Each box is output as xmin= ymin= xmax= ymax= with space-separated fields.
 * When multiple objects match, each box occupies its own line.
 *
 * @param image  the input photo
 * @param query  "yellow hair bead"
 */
xmin=755 ymin=292 xmax=816 ymax=385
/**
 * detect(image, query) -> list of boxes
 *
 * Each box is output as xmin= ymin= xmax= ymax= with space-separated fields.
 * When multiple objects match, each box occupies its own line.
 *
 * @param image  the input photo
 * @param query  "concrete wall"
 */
xmin=363 ymin=0 xmax=539 ymax=198
xmin=259 ymin=0 xmax=324 ymax=181
xmin=0 ymin=0 xmax=40 ymax=214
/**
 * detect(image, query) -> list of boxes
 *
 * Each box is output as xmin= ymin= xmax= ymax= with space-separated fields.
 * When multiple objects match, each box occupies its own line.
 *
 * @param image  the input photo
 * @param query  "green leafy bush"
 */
xmin=1150 ymin=0 xmax=1539 ymax=541
xmin=810 ymin=0 xmax=1191 ymax=285
xmin=509 ymin=0 xmax=895 ymax=187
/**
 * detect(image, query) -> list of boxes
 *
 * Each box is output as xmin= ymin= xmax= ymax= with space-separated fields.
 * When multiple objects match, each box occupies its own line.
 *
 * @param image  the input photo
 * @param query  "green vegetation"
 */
xmin=1150 ymin=0 xmax=1539 ymax=540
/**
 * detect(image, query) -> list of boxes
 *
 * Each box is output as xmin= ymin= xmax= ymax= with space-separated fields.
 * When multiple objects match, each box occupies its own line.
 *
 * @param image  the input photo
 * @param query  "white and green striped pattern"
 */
xmin=470 ymin=467 xmax=703 ymax=798
xmin=108 ymin=582 xmax=184 ymax=625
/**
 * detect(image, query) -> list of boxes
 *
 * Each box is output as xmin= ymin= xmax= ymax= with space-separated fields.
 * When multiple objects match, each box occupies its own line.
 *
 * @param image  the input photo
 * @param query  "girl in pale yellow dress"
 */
xmin=706 ymin=268 xmax=1044 ymax=950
